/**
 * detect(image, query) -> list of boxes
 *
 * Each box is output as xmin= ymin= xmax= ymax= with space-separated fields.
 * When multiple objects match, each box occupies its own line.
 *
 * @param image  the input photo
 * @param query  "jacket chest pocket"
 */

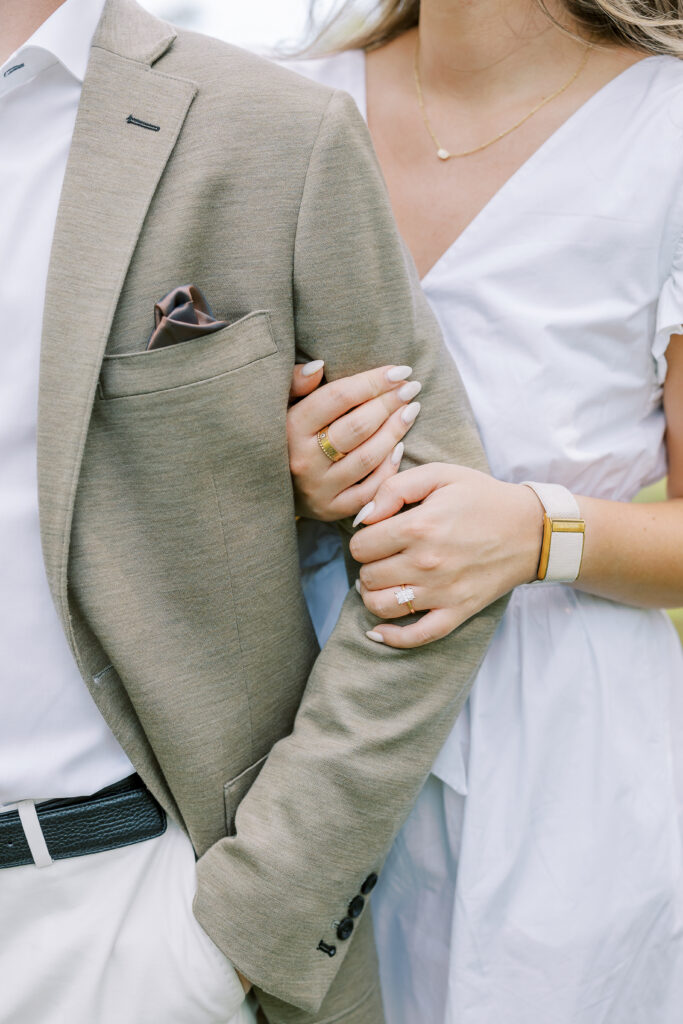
xmin=99 ymin=311 xmax=276 ymax=399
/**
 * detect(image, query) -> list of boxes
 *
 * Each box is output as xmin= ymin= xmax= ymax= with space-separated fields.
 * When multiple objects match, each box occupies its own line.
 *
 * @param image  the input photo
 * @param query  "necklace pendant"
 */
xmin=416 ymin=39 xmax=592 ymax=164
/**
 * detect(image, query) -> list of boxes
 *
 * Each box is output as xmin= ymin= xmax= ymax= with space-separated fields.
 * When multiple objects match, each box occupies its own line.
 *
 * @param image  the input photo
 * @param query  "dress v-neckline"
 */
xmin=357 ymin=52 xmax=667 ymax=285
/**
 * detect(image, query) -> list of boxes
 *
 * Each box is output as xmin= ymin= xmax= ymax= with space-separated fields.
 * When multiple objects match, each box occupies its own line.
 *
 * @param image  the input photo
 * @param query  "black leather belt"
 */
xmin=0 ymin=774 xmax=167 ymax=869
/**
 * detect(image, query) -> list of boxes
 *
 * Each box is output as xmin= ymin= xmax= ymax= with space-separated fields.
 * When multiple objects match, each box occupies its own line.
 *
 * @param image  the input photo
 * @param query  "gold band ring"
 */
xmin=317 ymin=429 xmax=345 ymax=463
xmin=395 ymin=585 xmax=416 ymax=615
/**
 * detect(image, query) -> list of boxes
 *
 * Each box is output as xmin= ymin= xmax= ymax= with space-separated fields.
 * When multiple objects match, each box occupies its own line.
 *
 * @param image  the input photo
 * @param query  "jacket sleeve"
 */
xmin=193 ymin=89 xmax=505 ymax=1013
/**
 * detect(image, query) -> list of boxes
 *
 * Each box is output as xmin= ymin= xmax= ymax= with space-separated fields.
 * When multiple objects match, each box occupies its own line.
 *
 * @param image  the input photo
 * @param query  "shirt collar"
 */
xmin=0 ymin=0 xmax=107 ymax=94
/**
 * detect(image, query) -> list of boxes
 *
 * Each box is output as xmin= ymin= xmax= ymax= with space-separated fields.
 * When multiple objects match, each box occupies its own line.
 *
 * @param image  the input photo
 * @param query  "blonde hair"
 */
xmin=305 ymin=0 xmax=683 ymax=57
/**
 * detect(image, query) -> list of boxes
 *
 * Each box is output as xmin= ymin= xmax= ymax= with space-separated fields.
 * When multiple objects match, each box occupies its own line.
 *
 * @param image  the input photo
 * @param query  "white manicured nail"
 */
xmin=386 ymin=365 xmax=412 ymax=382
xmin=391 ymin=441 xmax=404 ymax=466
xmin=401 ymin=401 xmax=421 ymax=425
xmin=366 ymin=631 xmax=385 ymax=643
xmin=353 ymin=501 xmax=375 ymax=528
xmin=301 ymin=359 xmax=324 ymax=377
xmin=355 ymin=578 xmax=361 ymax=594
xmin=398 ymin=380 xmax=422 ymax=402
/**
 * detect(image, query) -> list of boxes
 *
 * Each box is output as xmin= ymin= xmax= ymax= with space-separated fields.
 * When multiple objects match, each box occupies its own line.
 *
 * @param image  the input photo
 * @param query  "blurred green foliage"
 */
xmin=634 ymin=480 xmax=682 ymax=642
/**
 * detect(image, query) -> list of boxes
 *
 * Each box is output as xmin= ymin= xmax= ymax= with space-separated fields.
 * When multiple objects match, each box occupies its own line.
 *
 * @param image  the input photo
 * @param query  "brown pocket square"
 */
xmin=147 ymin=285 xmax=230 ymax=350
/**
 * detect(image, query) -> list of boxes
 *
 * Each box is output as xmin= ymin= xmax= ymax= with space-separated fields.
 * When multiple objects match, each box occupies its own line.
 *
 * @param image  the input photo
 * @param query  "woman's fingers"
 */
xmin=326 ymin=444 xmax=405 ymax=520
xmin=289 ymin=360 xmax=325 ymax=401
xmin=357 ymin=579 xmax=426 ymax=620
xmin=357 ymin=573 xmax=463 ymax=648
xmin=287 ymin=364 xmax=424 ymax=522
xmin=290 ymin=364 xmax=413 ymax=435
xmin=365 ymin=608 xmax=459 ymax=649
xmin=293 ymin=390 xmax=421 ymax=520
xmin=349 ymin=507 xmax=417 ymax=564
xmin=352 ymin=464 xmax=449 ymax=527
xmin=358 ymin=554 xmax=415 ymax=592
xmin=326 ymin=382 xmax=421 ymax=456
xmin=329 ymin=401 xmax=419 ymax=490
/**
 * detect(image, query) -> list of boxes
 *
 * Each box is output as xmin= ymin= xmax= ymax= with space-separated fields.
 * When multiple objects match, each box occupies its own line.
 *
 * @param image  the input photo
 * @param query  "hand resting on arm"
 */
xmin=288 ymin=335 xmax=683 ymax=649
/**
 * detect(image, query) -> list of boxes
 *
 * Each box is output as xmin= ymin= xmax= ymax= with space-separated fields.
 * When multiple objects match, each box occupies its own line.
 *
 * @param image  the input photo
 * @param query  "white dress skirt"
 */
xmin=290 ymin=52 xmax=683 ymax=1023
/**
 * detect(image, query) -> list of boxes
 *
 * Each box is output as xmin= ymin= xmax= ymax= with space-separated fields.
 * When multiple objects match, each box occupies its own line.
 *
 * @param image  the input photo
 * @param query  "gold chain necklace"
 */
xmin=414 ymin=42 xmax=592 ymax=161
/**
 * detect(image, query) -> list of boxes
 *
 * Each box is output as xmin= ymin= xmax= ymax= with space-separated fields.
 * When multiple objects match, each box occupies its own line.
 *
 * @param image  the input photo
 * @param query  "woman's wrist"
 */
xmin=513 ymin=483 xmax=546 ymax=585
xmin=570 ymin=494 xmax=605 ymax=591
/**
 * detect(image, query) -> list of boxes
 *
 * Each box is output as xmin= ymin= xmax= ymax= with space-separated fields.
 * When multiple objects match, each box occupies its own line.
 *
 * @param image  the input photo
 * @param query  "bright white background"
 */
xmin=139 ymin=0 xmax=336 ymax=52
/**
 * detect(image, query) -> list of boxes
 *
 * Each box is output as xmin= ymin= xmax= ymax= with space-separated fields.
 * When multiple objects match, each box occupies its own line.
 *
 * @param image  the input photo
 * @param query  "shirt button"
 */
xmin=348 ymin=895 xmax=365 ymax=918
xmin=360 ymin=872 xmax=378 ymax=895
xmin=336 ymin=917 xmax=354 ymax=941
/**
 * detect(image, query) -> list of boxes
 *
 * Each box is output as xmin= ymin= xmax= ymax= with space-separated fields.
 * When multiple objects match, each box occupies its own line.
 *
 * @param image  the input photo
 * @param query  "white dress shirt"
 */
xmin=0 ymin=0 xmax=133 ymax=805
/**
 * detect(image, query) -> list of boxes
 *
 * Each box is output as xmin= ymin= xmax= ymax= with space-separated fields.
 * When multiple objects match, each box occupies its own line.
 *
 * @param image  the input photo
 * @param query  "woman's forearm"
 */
xmin=570 ymin=337 xmax=683 ymax=609
xmin=575 ymin=495 xmax=683 ymax=608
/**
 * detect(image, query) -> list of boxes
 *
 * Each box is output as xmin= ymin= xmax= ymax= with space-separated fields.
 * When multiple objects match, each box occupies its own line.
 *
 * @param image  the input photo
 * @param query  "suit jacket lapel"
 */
xmin=37 ymin=0 xmax=197 ymax=623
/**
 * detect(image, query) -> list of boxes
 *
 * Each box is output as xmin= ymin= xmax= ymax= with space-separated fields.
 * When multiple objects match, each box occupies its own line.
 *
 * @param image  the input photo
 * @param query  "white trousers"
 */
xmin=0 ymin=815 xmax=259 ymax=1024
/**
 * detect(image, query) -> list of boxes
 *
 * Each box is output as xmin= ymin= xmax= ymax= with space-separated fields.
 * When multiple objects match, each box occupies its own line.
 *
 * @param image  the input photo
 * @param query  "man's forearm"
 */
xmin=193 ymin=88 xmax=503 ymax=1013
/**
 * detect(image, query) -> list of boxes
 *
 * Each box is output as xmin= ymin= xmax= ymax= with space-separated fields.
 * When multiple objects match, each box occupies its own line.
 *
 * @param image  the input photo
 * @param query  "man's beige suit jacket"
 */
xmin=38 ymin=1 xmax=504 ymax=1020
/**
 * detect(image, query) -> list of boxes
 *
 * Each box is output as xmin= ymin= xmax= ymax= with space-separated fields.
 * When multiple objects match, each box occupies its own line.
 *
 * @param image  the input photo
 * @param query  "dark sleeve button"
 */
xmin=360 ymin=872 xmax=378 ymax=895
xmin=348 ymin=894 xmax=365 ymax=918
xmin=336 ymin=917 xmax=354 ymax=941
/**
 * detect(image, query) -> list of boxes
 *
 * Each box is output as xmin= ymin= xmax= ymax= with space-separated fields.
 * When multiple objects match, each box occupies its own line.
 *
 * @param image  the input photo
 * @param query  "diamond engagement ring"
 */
xmin=395 ymin=585 xmax=416 ymax=614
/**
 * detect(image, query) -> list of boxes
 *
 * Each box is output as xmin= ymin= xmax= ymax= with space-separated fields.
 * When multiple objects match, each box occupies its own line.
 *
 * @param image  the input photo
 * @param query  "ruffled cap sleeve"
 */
xmin=655 ymin=233 xmax=683 ymax=384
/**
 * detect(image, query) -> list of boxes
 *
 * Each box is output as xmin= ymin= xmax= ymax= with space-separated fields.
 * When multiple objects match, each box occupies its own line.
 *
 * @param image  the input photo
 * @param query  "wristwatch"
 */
xmin=522 ymin=481 xmax=585 ymax=583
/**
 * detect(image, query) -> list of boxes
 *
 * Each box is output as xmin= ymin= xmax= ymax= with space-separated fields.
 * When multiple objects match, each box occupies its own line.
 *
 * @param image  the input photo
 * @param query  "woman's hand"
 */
xmin=350 ymin=464 xmax=545 ymax=648
xmin=288 ymin=361 xmax=422 ymax=521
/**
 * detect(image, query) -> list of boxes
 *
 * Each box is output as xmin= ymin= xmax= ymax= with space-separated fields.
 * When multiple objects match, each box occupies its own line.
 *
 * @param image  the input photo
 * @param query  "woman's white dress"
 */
xmin=290 ymin=51 xmax=683 ymax=1023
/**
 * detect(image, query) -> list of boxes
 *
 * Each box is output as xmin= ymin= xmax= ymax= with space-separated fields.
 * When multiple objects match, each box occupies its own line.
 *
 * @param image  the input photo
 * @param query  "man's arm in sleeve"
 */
xmin=193 ymin=89 xmax=505 ymax=1012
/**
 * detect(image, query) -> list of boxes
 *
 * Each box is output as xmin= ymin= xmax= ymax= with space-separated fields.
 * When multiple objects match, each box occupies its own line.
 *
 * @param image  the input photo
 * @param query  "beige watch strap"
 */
xmin=522 ymin=481 xmax=585 ymax=583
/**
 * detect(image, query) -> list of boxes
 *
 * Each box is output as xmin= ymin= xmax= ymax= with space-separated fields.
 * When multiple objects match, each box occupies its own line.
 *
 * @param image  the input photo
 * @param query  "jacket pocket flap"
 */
xmin=223 ymin=754 xmax=268 ymax=837
xmin=100 ymin=311 xmax=276 ymax=399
